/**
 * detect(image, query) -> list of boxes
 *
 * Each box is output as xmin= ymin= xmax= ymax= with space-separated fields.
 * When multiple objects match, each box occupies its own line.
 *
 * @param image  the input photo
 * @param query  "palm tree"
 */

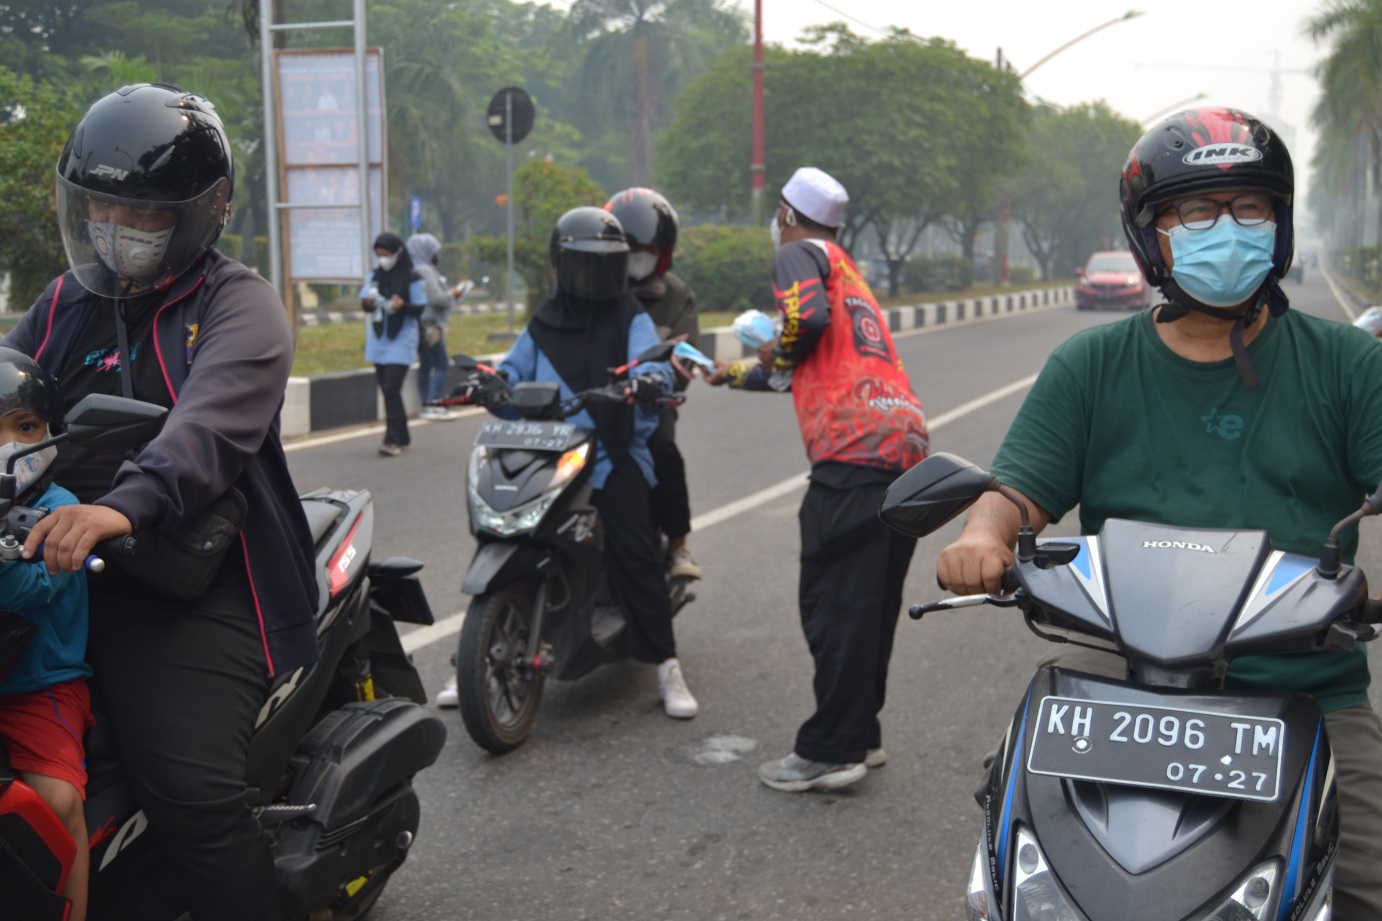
xmin=1307 ymin=0 xmax=1382 ymax=259
xmin=567 ymin=0 xmax=746 ymax=187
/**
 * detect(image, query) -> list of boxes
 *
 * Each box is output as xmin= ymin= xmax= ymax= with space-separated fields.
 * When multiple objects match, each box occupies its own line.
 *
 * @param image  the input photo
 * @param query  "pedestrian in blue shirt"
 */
xmin=361 ymin=232 xmax=425 ymax=456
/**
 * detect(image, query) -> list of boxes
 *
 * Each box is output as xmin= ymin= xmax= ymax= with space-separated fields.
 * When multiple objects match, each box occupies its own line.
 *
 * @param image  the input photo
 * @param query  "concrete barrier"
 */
xmin=282 ymin=285 xmax=1073 ymax=439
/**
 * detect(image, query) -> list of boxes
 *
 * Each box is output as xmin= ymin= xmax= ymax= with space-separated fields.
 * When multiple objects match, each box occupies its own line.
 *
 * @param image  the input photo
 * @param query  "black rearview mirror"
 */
xmin=878 ymin=453 xmax=995 ymax=538
xmin=633 ymin=341 xmax=676 ymax=364
xmin=63 ymin=394 xmax=168 ymax=453
xmin=452 ymin=354 xmax=480 ymax=373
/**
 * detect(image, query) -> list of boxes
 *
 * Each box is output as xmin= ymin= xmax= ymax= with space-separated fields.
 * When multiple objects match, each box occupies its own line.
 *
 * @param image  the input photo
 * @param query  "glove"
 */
xmin=627 ymin=374 xmax=665 ymax=405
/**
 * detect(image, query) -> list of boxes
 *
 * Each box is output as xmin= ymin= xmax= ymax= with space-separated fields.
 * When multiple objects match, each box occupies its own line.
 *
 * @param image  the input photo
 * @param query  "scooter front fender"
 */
xmin=462 ymin=541 xmax=553 ymax=596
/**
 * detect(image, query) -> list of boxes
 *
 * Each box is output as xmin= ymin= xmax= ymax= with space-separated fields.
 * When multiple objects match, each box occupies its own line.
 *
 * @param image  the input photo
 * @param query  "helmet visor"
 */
xmin=56 ymin=174 xmax=229 ymax=300
xmin=558 ymin=249 xmax=630 ymax=300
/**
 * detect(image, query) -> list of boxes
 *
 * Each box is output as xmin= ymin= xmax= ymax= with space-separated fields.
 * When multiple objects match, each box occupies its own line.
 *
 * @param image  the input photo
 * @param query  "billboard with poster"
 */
xmin=275 ymin=49 xmax=387 ymax=282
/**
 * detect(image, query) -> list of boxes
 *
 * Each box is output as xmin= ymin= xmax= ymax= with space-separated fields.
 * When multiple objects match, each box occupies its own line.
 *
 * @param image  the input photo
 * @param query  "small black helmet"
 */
xmin=0 ymin=348 xmax=65 ymax=433
xmin=55 ymin=83 xmax=234 ymax=300
xmin=1120 ymin=106 xmax=1294 ymax=288
xmin=603 ymin=188 xmax=678 ymax=275
xmin=550 ymin=206 xmax=629 ymax=300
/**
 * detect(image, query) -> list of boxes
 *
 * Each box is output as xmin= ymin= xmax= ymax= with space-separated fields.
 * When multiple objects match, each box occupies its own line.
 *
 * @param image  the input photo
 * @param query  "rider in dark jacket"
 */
xmin=7 ymin=83 xmax=318 ymax=921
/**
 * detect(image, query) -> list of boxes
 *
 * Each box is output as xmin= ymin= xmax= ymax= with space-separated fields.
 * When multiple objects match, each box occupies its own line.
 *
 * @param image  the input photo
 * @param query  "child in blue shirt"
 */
xmin=0 ymin=348 xmax=91 ymax=920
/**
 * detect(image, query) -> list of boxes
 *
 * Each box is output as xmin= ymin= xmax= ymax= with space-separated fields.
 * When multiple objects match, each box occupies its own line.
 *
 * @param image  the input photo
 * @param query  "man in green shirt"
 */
xmin=937 ymin=107 xmax=1382 ymax=919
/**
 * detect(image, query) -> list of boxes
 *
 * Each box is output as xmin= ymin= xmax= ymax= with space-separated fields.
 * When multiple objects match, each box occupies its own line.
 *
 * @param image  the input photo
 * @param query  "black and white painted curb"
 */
xmin=282 ymin=285 xmax=1074 ymax=438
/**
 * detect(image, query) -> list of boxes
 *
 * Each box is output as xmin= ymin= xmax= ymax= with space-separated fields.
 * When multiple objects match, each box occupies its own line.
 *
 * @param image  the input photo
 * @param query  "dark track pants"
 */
xmin=592 ymin=459 xmax=677 ymax=664
xmin=375 ymin=362 xmax=410 ymax=447
xmin=794 ymin=476 xmax=916 ymax=765
xmin=86 ymin=560 xmax=279 ymax=921
xmin=648 ymin=410 xmax=691 ymax=540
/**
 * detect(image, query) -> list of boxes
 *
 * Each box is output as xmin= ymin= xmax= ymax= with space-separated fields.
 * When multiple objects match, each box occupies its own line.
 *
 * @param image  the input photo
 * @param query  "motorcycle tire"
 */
xmin=456 ymin=583 xmax=545 ymax=753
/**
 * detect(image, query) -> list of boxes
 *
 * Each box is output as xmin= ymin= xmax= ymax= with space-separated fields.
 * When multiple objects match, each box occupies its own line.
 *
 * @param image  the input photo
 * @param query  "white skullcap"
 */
xmin=781 ymin=167 xmax=848 ymax=228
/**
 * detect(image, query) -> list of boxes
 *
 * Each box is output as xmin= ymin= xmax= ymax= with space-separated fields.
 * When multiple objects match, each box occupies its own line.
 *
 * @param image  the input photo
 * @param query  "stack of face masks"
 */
xmin=732 ymin=310 xmax=777 ymax=349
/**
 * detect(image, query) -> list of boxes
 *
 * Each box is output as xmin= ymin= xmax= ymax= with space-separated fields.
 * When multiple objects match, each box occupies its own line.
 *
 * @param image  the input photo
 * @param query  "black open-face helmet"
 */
xmin=603 ymin=188 xmax=678 ymax=275
xmin=56 ymin=83 xmax=233 ymax=300
xmin=0 ymin=348 xmax=65 ymax=434
xmin=1120 ymin=106 xmax=1294 ymax=289
xmin=550 ymin=206 xmax=629 ymax=300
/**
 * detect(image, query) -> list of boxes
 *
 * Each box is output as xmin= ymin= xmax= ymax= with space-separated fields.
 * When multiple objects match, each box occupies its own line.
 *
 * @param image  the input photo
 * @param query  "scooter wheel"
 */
xmin=457 ymin=583 xmax=545 ymax=753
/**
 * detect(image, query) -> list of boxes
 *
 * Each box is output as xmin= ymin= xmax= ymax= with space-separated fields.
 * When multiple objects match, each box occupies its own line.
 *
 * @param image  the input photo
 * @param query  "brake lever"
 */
xmin=909 ymin=591 xmax=1022 ymax=620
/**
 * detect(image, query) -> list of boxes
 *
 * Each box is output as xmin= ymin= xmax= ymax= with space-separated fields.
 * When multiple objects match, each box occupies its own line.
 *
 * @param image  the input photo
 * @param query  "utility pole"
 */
xmin=750 ymin=0 xmax=765 ymax=227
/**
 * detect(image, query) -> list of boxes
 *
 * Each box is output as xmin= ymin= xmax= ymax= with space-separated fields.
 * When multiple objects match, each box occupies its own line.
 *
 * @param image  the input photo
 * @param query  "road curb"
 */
xmin=282 ymin=285 xmax=1074 ymax=439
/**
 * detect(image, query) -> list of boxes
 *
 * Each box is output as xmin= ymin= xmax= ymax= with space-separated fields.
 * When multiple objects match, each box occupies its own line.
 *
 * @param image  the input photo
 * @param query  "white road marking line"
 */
xmin=399 ymin=372 xmax=1039 ymax=655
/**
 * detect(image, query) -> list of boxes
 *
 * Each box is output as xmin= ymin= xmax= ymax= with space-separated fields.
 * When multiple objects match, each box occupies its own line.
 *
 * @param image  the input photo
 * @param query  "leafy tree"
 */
xmin=567 ymin=0 xmax=746 ymax=188
xmin=1006 ymin=102 xmax=1142 ymax=280
xmin=1307 ymin=0 xmax=1382 ymax=256
xmin=676 ymin=224 xmax=774 ymax=312
xmin=469 ymin=158 xmax=606 ymax=308
xmin=658 ymin=28 xmax=1027 ymax=296
xmin=0 ymin=65 xmax=85 ymax=306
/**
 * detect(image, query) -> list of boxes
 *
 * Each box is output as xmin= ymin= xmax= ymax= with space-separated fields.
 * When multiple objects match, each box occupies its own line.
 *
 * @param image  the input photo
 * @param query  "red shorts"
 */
xmin=0 ymin=678 xmax=95 ymax=797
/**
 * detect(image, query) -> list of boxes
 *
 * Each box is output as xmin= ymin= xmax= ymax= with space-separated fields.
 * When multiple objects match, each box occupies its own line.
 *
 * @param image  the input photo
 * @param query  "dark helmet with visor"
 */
xmin=1120 ymin=106 xmax=1294 ymax=289
xmin=55 ymin=83 xmax=233 ymax=300
xmin=550 ymin=207 xmax=630 ymax=300
xmin=603 ymin=188 xmax=679 ymax=275
xmin=0 ymin=348 xmax=65 ymax=433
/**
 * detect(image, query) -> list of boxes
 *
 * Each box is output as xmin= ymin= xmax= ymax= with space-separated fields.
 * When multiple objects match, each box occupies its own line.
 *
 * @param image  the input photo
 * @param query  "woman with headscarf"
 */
xmin=361 ymin=232 xmax=425 ymax=456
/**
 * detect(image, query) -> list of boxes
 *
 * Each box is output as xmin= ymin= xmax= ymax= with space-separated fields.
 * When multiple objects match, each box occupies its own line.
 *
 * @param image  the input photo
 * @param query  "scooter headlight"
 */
xmin=1197 ymin=860 xmax=1282 ymax=920
xmin=966 ymin=842 xmax=995 ymax=921
xmin=467 ymin=444 xmax=567 ymax=536
xmin=1010 ymin=826 xmax=1090 ymax=921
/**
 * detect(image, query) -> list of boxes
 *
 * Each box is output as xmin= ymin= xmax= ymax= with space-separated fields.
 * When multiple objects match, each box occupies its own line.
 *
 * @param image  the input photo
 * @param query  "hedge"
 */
xmin=675 ymin=225 xmax=775 ymax=314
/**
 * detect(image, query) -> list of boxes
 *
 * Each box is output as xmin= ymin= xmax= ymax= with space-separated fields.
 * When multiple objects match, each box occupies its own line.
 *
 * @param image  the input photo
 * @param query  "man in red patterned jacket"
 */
xmin=709 ymin=166 xmax=929 ymax=791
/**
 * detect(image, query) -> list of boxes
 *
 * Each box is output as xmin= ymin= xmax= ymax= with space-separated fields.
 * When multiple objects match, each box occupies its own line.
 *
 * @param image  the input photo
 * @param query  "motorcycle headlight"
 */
xmin=966 ymin=842 xmax=995 ymax=921
xmin=470 ymin=487 xmax=561 ymax=537
xmin=1010 ymin=826 xmax=1090 ymax=921
xmin=1197 ymin=860 xmax=1281 ymax=921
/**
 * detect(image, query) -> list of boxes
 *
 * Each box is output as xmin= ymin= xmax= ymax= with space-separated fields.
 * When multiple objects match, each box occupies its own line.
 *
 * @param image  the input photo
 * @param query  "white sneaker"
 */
xmin=657 ymin=657 xmax=698 ymax=719
xmin=666 ymin=545 xmax=703 ymax=581
xmin=435 ymin=674 xmax=458 ymax=708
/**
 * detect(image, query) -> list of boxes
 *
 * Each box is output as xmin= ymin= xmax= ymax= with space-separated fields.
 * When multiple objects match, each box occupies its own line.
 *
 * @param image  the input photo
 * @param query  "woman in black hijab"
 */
xmin=361 ymin=232 xmax=424 ymax=455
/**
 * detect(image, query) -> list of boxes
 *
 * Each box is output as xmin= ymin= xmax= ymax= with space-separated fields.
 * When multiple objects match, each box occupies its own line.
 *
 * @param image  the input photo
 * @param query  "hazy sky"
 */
xmin=543 ymin=1 xmax=1332 ymax=199
xmin=746 ymin=0 xmax=1328 ymax=196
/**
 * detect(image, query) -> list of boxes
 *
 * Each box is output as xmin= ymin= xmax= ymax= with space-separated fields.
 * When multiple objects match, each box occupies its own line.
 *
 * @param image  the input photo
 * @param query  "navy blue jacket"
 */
xmin=7 ymin=251 xmax=320 ymax=675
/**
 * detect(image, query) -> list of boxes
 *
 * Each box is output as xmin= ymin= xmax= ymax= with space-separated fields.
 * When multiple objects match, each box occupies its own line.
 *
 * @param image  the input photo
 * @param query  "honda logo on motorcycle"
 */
xmin=1143 ymin=540 xmax=1216 ymax=553
xmin=1182 ymin=144 xmax=1262 ymax=166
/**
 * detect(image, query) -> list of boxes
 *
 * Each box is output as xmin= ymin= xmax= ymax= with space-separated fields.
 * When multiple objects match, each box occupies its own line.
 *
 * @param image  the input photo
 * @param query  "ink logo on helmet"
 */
xmin=1182 ymin=144 xmax=1262 ymax=167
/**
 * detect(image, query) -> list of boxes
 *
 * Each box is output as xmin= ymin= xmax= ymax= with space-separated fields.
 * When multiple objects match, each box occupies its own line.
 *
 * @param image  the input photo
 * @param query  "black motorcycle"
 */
xmin=438 ymin=344 xmax=691 ymax=753
xmin=879 ymin=453 xmax=1378 ymax=921
xmin=0 ymin=395 xmax=448 ymax=921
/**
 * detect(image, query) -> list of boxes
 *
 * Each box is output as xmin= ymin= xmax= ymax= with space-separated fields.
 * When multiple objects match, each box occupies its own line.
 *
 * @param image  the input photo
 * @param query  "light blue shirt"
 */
xmin=360 ymin=277 xmax=426 ymax=365
xmin=496 ymin=312 xmax=670 ymax=489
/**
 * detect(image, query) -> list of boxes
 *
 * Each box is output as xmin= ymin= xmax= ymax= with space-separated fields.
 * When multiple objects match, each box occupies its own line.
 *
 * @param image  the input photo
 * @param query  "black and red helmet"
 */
xmin=1120 ymin=107 xmax=1294 ymax=288
xmin=603 ymin=188 xmax=678 ymax=275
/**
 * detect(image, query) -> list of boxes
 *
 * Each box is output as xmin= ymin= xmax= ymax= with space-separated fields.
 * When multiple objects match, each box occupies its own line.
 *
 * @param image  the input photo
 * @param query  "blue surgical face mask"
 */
xmin=1157 ymin=217 xmax=1276 ymax=308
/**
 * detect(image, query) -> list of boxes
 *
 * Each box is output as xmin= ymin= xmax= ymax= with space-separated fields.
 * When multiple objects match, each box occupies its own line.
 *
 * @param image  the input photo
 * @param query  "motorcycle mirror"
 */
xmin=62 ymin=394 xmax=169 ymax=453
xmin=878 ymin=453 xmax=996 ymax=538
xmin=633 ymin=341 xmax=676 ymax=364
xmin=452 ymin=354 xmax=480 ymax=372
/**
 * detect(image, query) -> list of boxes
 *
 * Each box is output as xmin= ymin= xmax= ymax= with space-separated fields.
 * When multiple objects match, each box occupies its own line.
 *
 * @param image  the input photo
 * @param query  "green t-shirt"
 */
xmin=991 ymin=309 xmax=1382 ymax=711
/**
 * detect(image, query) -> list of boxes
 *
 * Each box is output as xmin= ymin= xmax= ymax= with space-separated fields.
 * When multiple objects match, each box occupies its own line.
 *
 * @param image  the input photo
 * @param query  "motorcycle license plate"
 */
xmin=476 ymin=420 xmax=578 ymax=451
xmin=1026 ymin=696 xmax=1284 ymax=802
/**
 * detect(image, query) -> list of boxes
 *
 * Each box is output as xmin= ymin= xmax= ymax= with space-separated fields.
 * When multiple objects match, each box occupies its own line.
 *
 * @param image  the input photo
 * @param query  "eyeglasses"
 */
xmin=1156 ymin=193 xmax=1273 ymax=232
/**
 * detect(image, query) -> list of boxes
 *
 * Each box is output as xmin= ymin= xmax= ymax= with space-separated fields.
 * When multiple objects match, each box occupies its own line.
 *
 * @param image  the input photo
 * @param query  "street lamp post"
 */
xmin=995 ymin=10 xmax=1144 ymax=284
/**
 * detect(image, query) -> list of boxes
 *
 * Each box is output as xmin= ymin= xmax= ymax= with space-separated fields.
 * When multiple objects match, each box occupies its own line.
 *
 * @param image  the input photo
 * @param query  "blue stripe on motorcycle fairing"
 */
xmin=1281 ymin=722 xmax=1324 ymax=920
xmin=997 ymin=692 xmax=1032 ymax=886
xmin=1265 ymin=555 xmax=1314 ymax=597
xmin=1070 ymin=539 xmax=1091 ymax=580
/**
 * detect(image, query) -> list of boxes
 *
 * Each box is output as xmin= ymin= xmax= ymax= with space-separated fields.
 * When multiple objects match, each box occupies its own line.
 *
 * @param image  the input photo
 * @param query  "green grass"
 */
xmin=290 ymin=281 xmax=1070 ymax=377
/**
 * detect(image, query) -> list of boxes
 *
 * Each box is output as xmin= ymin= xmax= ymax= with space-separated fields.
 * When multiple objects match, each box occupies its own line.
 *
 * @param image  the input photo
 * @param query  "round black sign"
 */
xmin=487 ymin=87 xmax=534 ymax=145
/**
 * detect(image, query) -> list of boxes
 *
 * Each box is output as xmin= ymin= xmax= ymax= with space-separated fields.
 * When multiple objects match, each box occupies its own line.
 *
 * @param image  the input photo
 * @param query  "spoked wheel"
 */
xmin=457 ymin=583 xmax=545 ymax=753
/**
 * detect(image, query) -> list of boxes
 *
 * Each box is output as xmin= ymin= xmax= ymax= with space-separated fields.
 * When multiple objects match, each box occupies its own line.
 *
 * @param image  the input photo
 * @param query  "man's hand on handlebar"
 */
xmin=22 ymin=504 xmax=133 ymax=575
xmin=936 ymin=525 xmax=1016 ymax=596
